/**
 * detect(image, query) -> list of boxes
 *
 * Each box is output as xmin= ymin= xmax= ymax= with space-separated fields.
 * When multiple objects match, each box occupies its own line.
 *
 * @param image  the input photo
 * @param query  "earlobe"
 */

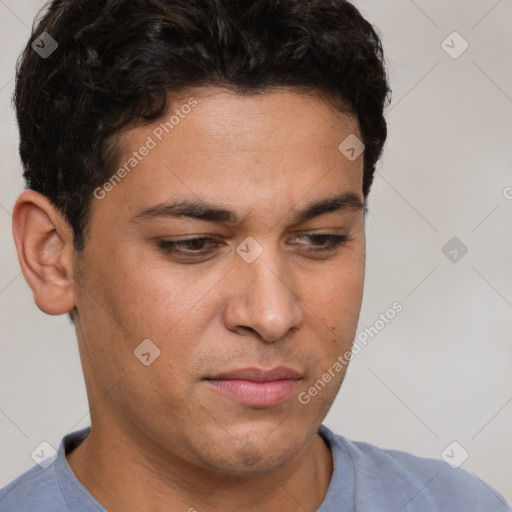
xmin=12 ymin=189 xmax=77 ymax=315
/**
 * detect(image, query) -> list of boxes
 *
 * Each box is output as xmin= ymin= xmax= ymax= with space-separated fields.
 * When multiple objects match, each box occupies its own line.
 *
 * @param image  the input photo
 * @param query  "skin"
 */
xmin=12 ymin=86 xmax=366 ymax=512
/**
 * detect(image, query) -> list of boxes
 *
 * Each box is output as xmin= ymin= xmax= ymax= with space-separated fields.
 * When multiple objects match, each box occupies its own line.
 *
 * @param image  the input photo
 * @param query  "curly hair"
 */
xmin=14 ymin=0 xmax=390 ymax=251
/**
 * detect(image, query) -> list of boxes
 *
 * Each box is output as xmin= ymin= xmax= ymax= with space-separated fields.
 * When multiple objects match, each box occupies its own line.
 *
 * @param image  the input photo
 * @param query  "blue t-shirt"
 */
xmin=0 ymin=425 xmax=510 ymax=511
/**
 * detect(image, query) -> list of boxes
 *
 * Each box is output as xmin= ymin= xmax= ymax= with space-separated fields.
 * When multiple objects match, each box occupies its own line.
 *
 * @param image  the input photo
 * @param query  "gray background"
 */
xmin=1 ymin=0 xmax=511 ymax=503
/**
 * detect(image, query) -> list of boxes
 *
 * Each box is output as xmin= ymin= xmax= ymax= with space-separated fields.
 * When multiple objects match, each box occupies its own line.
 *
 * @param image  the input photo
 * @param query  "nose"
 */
xmin=223 ymin=248 xmax=304 ymax=343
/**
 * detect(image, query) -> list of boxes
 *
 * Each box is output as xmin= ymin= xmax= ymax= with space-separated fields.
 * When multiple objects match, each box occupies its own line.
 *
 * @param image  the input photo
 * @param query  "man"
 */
xmin=1 ymin=0 xmax=509 ymax=510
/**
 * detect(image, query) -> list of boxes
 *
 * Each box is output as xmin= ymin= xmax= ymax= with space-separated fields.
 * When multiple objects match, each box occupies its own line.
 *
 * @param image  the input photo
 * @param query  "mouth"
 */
xmin=204 ymin=366 xmax=303 ymax=407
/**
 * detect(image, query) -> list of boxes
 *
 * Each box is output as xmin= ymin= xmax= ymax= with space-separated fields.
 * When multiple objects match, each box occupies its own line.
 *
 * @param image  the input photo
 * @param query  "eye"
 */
xmin=289 ymin=233 xmax=348 ymax=252
xmin=158 ymin=233 xmax=349 ymax=259
xmin=159 ymin=237 xmax=220 ymax=256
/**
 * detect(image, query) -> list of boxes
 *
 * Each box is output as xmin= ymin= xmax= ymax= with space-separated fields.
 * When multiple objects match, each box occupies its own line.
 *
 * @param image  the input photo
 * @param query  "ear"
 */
xmin=12 ymin=189 xmax=77 ymax=315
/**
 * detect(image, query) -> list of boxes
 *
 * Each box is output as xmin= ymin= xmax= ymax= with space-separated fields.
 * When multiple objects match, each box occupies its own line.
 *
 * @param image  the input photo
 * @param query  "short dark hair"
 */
xmin=15 ymin=0 xmax=390 ymax=252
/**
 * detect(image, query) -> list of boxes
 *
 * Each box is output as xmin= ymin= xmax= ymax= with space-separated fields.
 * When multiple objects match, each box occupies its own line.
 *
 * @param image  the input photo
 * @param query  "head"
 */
xmin=13 ymin=0 xmax=389 ymax=474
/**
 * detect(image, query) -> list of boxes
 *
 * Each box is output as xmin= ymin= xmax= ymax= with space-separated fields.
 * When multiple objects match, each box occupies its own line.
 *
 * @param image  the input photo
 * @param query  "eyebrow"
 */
xmin=130 ymin=192 xmax=365 ymax=225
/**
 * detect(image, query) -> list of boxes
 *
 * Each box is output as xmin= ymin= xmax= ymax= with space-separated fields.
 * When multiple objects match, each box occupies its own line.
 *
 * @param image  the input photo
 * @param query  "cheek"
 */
xmin=305 ymin=258 xmax=364 ymax=325
xmin=90 ymin=257 xmax=226 ymax=393
xmin=74 ymin=254 xmax=205 ymax=414
xmin=87 ymin=241 xmax=197 ymax=341
xmin=300 ymin=260 xmax=365 ymax=374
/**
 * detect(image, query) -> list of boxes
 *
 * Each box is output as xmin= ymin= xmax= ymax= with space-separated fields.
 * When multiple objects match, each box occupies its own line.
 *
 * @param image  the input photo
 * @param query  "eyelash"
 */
xmin=158 ymin=233 xmax=349 ymax=258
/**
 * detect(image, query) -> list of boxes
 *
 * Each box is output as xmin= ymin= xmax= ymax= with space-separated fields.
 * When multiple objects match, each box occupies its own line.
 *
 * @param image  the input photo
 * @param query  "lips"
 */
xmin=208 ymin=366 xmax=303 ymax=382
xmin=205 ymin=366 xmax=303 ymax=407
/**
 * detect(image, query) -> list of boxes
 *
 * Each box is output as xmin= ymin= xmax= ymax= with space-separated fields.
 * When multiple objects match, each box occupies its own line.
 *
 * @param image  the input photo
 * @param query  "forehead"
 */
xmin=119 ymin=85 xmax=359 ymax=159
xmin=95 ymin=87 xmax=364 ymax=225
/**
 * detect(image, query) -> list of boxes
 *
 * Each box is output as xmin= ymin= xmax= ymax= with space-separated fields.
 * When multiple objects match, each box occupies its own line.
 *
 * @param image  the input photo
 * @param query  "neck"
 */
xmin=66 ymin=422 xmax=333 ymax=512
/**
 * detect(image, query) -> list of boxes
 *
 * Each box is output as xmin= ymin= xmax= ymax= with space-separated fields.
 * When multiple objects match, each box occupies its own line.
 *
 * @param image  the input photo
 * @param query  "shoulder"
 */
xmin=0 ymin=427 xmax=92 ymax=512
xmin=319 ymin=425 xmax=511 ymax=511
xmin=0 ymin=463 xmax=69 ymax=512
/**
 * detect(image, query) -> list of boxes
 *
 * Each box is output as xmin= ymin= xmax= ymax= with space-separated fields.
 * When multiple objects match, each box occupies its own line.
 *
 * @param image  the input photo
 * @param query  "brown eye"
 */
xmin=159 ymin=237 xmax=220 ymax=256
xmin=291 ymin=234 xmax=348 ymax=252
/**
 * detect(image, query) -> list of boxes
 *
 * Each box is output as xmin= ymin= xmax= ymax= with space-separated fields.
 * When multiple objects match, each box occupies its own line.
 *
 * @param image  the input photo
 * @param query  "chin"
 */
xmin=198 ymin=423 xmax=309 ymax=475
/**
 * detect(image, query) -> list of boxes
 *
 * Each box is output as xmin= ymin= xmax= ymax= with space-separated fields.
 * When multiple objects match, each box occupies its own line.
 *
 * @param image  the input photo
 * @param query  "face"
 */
xmin=72 ymin=86 xmax=366 ymax=474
